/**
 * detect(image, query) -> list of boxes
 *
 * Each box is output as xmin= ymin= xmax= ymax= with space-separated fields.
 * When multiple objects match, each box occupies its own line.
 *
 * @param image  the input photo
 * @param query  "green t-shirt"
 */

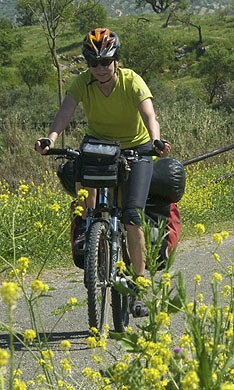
xmin=67 ymin=67 xmax=153 ymax=149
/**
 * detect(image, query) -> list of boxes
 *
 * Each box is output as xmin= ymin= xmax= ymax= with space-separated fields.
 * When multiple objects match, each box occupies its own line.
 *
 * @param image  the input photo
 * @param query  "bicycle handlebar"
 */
xmin=42 ymin=139 xmax=165 ymax=159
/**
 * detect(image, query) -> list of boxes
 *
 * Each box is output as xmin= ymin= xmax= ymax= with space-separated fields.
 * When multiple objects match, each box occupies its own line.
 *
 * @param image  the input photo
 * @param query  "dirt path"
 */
xmin=0 ymin=234 xmax=233 ymax=385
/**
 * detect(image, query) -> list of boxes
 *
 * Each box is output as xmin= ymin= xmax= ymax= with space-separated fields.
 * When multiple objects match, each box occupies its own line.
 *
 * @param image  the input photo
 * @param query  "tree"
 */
xmin=18 ymin=55 xmax=54 ymax=91
xmin=16 ymin=0 xmax=40 ymax=26
xmin=196 ymin=45 xmax=234 ymax=104
xmin=136 ymin=0 xmax=189 ymax=27
xmin=119 ymin=19 xmax=173 ymax=79
xmin=0 ymin=18 xmax=23 ymax=65
xmin=171 ymin=12 xmax=202 ymax=43
xmin=73 ymin=0 xmax=107 ymax=34
xmin=136 ymin=0 xmax=188 ymax=14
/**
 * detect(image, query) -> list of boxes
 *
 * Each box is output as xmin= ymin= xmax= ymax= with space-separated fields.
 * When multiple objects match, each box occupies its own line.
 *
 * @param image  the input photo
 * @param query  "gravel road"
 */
xmin=0 ymin=234 xmax=233 ymax=386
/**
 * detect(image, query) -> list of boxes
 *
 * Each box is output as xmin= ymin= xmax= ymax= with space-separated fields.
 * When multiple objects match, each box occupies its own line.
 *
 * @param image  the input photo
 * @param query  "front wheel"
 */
xmin=86 ymin=221 xmax=111 ymax=333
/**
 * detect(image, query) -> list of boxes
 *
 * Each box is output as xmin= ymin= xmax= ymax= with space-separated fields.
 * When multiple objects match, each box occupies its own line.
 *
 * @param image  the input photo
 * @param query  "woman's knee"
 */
xmin=122 ymin=208 xmax=141 ymax=226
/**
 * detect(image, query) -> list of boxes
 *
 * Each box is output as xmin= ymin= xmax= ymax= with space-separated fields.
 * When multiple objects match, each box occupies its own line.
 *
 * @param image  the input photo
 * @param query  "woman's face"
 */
xmin=89 ymin=59 xmax=117 ymax=83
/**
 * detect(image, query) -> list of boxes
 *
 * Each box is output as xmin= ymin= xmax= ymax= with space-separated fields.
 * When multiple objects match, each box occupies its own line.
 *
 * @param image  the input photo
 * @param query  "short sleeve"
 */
xmin=67 ymin=70 xmax=91 ymax=104
xmin=131 ymin=72 xmax=153 ymax=106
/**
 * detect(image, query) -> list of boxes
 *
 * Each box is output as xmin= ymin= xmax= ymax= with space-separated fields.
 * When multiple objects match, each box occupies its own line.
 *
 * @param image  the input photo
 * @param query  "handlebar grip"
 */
xmin=154 ymin=139 xmax=165 ymax=151
xmin=40 ymin=138 xmax=51 ymax=149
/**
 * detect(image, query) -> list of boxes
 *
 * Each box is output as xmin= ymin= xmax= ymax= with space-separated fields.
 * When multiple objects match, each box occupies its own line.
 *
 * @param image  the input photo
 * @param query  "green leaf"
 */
xmin=112 ymin=281 xmax=136 ymax=296
xmin=198 ymin=345 xmax=211 ymax=389
xmin=110 ymin=332 xmax=139 ymax=352
xmin=168 ymin=294 xmax=182 ymax=314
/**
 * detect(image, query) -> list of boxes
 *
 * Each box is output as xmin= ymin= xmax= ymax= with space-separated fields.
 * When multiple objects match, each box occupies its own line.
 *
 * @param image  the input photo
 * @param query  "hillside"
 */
xmin=0 ymin=0 xmax=233 ymax=21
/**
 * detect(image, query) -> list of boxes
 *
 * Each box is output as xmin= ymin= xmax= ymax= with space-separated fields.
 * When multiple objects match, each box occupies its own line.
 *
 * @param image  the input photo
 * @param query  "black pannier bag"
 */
xmin=79 ymin=139 xmax=122 ymax=188
xmin=57 ymin=160 xmax=77 ymax=198
xmin=145 ymin=158 xmax=186 ymax=267
xmin=149 ymin=157 xmax=186 ymax=203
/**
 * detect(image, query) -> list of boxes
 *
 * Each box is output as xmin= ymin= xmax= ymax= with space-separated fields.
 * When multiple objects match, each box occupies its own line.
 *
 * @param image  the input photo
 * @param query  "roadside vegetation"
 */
xmin=0 ymin=3 xmax=234 ymax=388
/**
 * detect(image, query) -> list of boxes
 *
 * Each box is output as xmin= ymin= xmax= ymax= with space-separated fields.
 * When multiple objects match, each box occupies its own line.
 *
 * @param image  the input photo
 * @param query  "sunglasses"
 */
xmin=88 ymin=58 xmax=114 ymax=68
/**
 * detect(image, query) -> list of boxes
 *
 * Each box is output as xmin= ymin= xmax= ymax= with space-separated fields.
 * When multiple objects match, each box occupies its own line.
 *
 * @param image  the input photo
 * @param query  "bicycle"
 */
xmin=42 ymin=139 xmax=164 ymax=334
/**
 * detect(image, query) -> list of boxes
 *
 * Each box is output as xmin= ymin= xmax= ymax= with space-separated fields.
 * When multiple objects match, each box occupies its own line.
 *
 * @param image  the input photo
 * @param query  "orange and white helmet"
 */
xmin=82 ymin=28 xmax=120 ymax=62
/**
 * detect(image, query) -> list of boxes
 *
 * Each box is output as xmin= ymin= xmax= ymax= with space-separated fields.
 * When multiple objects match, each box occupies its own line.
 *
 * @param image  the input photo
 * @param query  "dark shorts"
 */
xmin=121 ymin=141 xmax=153 ymax=225
xmin=79 ymin=135 xmax=153 ymax=226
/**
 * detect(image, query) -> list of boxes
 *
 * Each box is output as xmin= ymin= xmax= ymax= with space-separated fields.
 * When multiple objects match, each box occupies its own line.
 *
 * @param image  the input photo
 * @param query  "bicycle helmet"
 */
xmin=82 ymin=28 xmax=120 ymax=62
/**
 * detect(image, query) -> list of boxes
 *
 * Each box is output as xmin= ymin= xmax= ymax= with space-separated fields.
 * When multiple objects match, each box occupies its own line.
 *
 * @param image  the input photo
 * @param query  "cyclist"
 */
xmin=35 ymin=28 xmax=170 ymax=317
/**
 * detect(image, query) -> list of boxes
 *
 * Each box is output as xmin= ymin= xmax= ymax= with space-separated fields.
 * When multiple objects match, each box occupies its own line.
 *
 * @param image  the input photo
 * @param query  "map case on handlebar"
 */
xmin=78 ymin=139 xmax=127 ymax=188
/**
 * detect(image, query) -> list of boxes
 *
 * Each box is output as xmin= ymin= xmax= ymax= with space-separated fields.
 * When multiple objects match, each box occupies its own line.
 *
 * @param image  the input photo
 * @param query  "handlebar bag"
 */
xmin=79 ymin=139 xmax=122 ymax=188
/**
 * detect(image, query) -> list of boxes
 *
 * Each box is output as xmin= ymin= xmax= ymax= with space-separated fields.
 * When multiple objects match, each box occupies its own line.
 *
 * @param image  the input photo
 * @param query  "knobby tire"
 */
xmin=86 ymin=221 xmax=111 ymax=333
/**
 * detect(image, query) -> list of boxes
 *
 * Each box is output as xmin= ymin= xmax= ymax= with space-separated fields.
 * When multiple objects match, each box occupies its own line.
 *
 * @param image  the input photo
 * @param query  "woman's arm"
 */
xmin=139 ymin=98 xmax=170 ymax=157
xmin=35 ymin=94 xmax=77 ymax=154
xmin=138 ymin=97 xmax=160 ymax=142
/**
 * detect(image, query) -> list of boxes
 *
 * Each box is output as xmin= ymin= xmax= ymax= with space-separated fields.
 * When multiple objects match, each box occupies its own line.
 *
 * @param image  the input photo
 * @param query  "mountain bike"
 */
xmin=42 ymin=139 xmax=164 ymax=333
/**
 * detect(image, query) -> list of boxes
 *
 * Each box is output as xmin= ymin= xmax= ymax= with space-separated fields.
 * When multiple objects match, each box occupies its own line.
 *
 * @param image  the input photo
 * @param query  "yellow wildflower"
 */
xmin=13 ymin=369 xmax=22 ymax=377
xmin=58 ymin=380 xmax=66 ymax=388
xmin=18 ymin=257 xmax=29 ymax=272
xmin=161 ymin=273 xmax=171 ymax=287
xmin=194 ymin=224 xmax=205 ymax=234
xmin=0 ymin=281 xmax=20 ymax=305
xmin=136 ymin=276 xmax=151 ymax=289
xmin=42 ymin=349 xmax=54 ymax=360
xmin=221 ymin=285 xmax=231 ymax=297
xmin=60 ymin=358 xmax=71 ymax=374
xmin=143 ymin=367 xmax=160 ymax=382
xmin=30 ymin=280 xmax=49 ymax=294
xmin=156 ymin=312 xmax=170 ymax=327
xmin=77 ymin=189 xmax=89 ymax=201
xmin=0 ymin=194 xmax=9 ymax=202
xmin=89 ymin=327 xmax=99 ymax=335
xmin=73 ymin=205 xmax=84 ymax=216
xmin=34 ymin=221 xmax=43 ymax=230
xmin=13 ymin=379 xmax=27 ymax=390
xmin=221 ymin=384 xmax=234 ymax=390
xmin=23 ymin=329 xmax=36 ymax=344
xmin=212 ymin=253 xmax=220 ymax=262
xmin=18 ymin=184 xmax=29 ymax=194
xmin=82 ymin=367 xmax=94 ymax=377
xmin=211 ymin=273 xmax=222 ymax=283
xmin=196 ymin=293 xmax=203 ymax=303
xmin=114 ymin=362 xmax=128 ymax=373
xmin=92 ymin=355 xmax=103 ymax=363
xmin=115 ymin=260 xmax=126 ymax=273
xmin=86 ymin=336 xmax=97 ymax=349
xmin=67 ymin=297 xmax=77 ymax=309
xmin=212 ymin=233 xmax=223 ymax=244
xmin=36 ymin=374 xmax=46 ymax=384
xmin=159 ymin=333 xmax=172 ymax=345
xmin=181 ymin=370 xmax=199 ymax=389
xmin=0 ymin=348 xmax=9 ymax=366
xmin=179 ymin=335 xmax=192 ymax=348
xmin=48 ymin=202 xmax=60 ymax=212
xmin=194 ymin=274 xmax=201 ymax=285
xmin=96 ymin=339 xmax=106 ymax=350
xmin=221 ymin=231 xmax=229 ymax=240
xmin=60 ymin=340 xmax=71 ymax=350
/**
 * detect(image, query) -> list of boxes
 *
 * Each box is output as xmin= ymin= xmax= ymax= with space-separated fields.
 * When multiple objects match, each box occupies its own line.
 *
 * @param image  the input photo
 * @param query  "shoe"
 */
xmin=129 ymin=296 xmax=148 ymax=318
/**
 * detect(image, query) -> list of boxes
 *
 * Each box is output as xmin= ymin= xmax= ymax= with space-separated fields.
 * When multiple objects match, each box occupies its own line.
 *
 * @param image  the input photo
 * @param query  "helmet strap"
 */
xmin=99 ymin=62 xmax=118 ymax=85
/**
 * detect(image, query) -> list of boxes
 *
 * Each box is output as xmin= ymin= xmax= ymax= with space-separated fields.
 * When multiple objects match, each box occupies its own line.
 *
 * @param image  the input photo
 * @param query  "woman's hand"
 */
xmin=35 ymin=138 xmax=54 ymax=155
xmin=152 ymin=139 xmax=171 ymax=157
